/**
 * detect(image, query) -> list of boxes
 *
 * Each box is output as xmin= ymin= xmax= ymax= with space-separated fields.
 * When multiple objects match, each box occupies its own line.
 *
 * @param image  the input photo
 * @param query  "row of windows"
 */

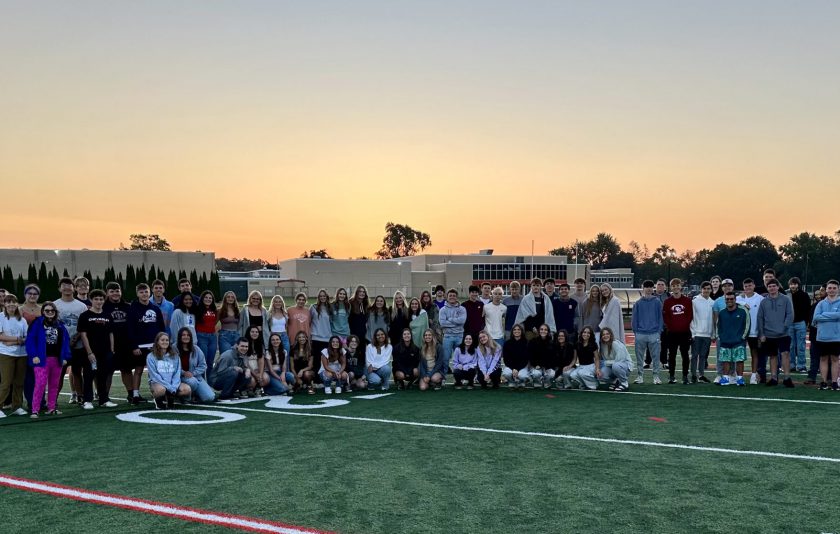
xmin=472 ymin=263 xmax=568 ymax=281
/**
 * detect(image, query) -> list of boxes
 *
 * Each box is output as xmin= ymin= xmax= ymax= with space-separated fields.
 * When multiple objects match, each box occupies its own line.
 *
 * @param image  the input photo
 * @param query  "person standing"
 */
xmin=126 ymin=283 xmax=166 ymax=404
xmin=690 ymin=282 xmax=715 ymax=383
xmin=239 ymin=291 xmax=270 ymax=349
xmin=53 ymin=277 xmax=89 ymax=405
xmin=736 ymin=278 xmax=764 ymax=385
xmin=598 ymin=283 xmax=625 ymax=344
xmin=553 ymin=283 xmax=578 ymax=343
xmin=439 ymin=289 xmax=466 ymax=379
xmin=805 ymin=287 xmax=826 ymax=385
xmin=757 ymin=278 xmax=794 ymax=387
xmin=287 ymin=293 xmax=311 ymax=349
xmin=217 ymin=292 xmax=241 ymax=355
xmin=812 ymin=280 xmax=840 ymax=391
xmin=662 ymin=278 xmax=693 ymax=384
xmin=515 ymin=279 xmax=556 ymax=340
xmin=462 ymin=285 xmax=485 ymax=340
xmin=103 ymin=282 xmax=132 ymax=403
xmin=483 ymin=287 xmax=507 ymax=346
xmin=195 ymin=291 xmax=219 ymax=373
xmin=0 ymin=295 xmax=29 ymax=417
xmin=631 ymin=280 xmax=663 ymax=385
xmin=309 ymin=289 xmax=332 ymax=360
xmin=716 ymin=292 xmax=750 ymax=386
xmin=348 ymin=286 xmax=370 ymax=348
xmin=25 ymin=302 xmax=71 ymax=417
xmin=502 ymin=281 xmax=523 ymax=340
xmin=77 ymin=290 xmax=118 ymax=408
xmin=150 ymin=279 xmax=174 ymax=336
xmin=787 ymin=277 xmax=811 ymax=374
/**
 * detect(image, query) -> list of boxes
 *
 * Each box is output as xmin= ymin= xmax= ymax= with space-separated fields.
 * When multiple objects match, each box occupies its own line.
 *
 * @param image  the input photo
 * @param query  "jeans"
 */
xmin=211 ymin=371 xmax=249 ymax=399
xmin=531 ymin=367 xmax=556 ymax=386
xmin=690 ymin=337 xmax=712 ymax=378
xmin=502 ymin=366 xmax=531 ymax=385
xmin=635 ymin=332 xmax=662 ymax=376
xmin=788 ymin=321 xmax=807 ymax=370
xmin=265 ymin=371 xmax=296 ymax=395
xmin=493 ymin=337 xmax=505 ymax=348
xmin=320 ymin=369 xmax=347 ymax=388
xmin=196 ymin=332 xmax=218 ymax=374
xmin=276 ymin=332 xmax=291 ymax=355
xmin=442 ymin=334 xmax=461 ymax=376
xmin=218 ymin=330 xmax=240 ymax=355
xmin=570 ymin=363 xmax=598 ymax=390
xmin=366 ymin=364 xmax=392 ymax=390
xmin=182 ymin=376 xmax=216 ymax=402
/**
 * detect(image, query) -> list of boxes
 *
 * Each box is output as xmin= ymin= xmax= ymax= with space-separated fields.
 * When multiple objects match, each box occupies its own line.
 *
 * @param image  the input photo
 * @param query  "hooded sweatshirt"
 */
xmin=690 ymin=295 xmax=715 ymax=338
xmin=757 ymin=294 xmax=793 ymax=339
xmin=813 ymin=297 xmax=840 ymax=342
xmin=502 ymin=295 xmax=523 ymax=332
xmin=502 ymin=337 xmax=529 ymax=370
xmin=462 ymin=299 xmax=485 ymax=335
xmin=127 ymin=300 xmax=165 ymax=350
xmin=632 ymin=295 xmax=663 ymax=335
xmin=439 ymin=302 xmax=467 ymax=336
xmin=147 ymin=352 xmax=182 ymax=392
xmin=663 ymin=295 xmax=693 ymax=333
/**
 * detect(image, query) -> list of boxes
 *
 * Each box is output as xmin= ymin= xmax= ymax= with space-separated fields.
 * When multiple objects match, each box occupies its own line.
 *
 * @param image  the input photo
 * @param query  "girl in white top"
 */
xmin=268 ymin=295 xmax=290 ymax=354
xmin=365 ymin=328 xmax=393 ymax=391
xmin=0 ymin=295 xmax=29 ymax=417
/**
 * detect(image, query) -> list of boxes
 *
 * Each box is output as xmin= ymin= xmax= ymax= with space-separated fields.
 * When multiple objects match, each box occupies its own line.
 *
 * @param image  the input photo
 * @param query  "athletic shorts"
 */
xmin=395 ymin=366 xmax=417 ymax=377
xmin=718 ymin=346 xmax=747 ymax=363
xmin=118 ymin=348 xmax=148 ymax=372
xmin=760 ymin=336 xmax=791 ymax=356
xmin=816 ymin=341 xmax=840 ymax=356
xmin=747 ymin=337 xmax=759 ymax=350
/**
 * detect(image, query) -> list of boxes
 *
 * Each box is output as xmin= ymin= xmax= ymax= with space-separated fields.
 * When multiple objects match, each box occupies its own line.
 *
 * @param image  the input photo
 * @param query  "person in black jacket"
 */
xmin=502 ymin=324 xmax=529 ymax=389
xmin=393 ymin=328 xmax=420 ymax=389
xmin=528 ymin=324 xmax=557 ymax=388
xmin=787 ymin=277 xmax=811 ymax=373
xmin=126 ymin=283 xmax=165 ymax=404
xmin=555 ymin=330 xmax=576 ymax=389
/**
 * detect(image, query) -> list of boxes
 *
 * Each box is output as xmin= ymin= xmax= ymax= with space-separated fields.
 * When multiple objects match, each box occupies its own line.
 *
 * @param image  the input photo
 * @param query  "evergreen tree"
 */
xmin=209 ymin=271 xmax=221 ymax=296
xmin=126 ymin=265 xmax=137 ymax=295
xmin=27 ymin=264 xmax=37 ymax=284
xmin=166 ymin=270 xmax=179 ymax=296
xmin=14 ymin=275 xmax=26 ymax=298
xmin=37 ymin=263 xmax=48 ymax=290
xmin=189 ymin=269 xmax=199 ymax=292
xmin=2 ymin=266 xmax=14 ymax=291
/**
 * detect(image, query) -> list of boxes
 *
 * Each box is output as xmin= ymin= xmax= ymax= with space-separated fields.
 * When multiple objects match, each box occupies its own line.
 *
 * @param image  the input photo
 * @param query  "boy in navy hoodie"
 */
xmin=126 ymin=283 xmax=165 ymax=404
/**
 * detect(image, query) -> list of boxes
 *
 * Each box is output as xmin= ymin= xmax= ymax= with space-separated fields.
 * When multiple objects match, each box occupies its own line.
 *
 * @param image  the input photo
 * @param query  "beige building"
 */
xmin=0 ymin=249 xmax=216 ymax=277
xmin=274 ymin=253 xmax=588 ymax=298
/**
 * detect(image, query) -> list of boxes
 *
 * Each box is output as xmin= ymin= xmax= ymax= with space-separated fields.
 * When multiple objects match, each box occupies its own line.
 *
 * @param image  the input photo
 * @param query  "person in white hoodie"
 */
xmin=690 ymin=282 xmax=715 ymax=383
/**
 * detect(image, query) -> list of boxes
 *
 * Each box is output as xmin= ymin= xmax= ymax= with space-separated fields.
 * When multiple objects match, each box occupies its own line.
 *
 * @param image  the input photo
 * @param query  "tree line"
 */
xmin=0 ymin=263 xmax=220 ymax=302
xmin=550 ymin=231 xmax=840 ymax=288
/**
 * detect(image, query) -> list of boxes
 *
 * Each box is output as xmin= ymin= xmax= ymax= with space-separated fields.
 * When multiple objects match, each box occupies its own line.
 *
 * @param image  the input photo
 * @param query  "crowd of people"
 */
xmin=0 ymin=269 xmax=838 ymax=419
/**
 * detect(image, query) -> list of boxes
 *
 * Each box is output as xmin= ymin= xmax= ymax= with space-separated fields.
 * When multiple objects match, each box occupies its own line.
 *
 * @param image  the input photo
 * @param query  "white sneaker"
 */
xmin=12 ymin=408 xmax=28 ymax=416
xmin=0 ymin=411 xmax=6 ymax=418
xmin=634 ymin=376 xmax=644 ymax=384
xmin=324 ymin=387 xmax=332 ymax=395
xmin=335 ymin=387 xmax=342 ymax=394
xmin=750 ymin=373 xmax=758 ymax=385
xmin=102 ymin=401 xmax=118 ymax=408
xmin=82 ymin=402 xmax=94 ymax=410
xmin=653 ymin=376 xmax=662 ymax=385
xmin=713 ymin=376 xmax=721 ymax=384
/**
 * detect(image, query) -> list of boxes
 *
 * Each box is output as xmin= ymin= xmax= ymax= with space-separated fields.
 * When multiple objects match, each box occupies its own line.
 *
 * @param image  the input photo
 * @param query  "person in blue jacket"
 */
xmin=418 ymin=329 xmax=446 ymax=391
xmin=146 ymin=332 xmax=191 ymax=409
xmin=175 ymin=327 xmax=215 ymax=403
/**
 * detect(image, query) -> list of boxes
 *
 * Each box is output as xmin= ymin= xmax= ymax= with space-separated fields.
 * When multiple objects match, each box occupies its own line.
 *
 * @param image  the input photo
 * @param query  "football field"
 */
xmin=1 ymin=365 xmax=838 ymax=534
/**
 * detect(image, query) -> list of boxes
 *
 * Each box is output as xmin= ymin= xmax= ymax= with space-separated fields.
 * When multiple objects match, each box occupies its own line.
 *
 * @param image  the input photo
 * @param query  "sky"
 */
xmin=1 ymin=1 xmax=838 ymax=260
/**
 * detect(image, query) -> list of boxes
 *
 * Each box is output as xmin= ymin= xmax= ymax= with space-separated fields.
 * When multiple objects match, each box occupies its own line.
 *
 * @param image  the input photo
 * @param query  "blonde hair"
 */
xmin=269 ymin=295 xmax=287 ymax=318
xmin=421 ymin=328 xmax=438 ymax=363
xmin=247 ymin=290 xmax=264 ymax=309
xmin=476 ymin=329 xmax=498 ymax=356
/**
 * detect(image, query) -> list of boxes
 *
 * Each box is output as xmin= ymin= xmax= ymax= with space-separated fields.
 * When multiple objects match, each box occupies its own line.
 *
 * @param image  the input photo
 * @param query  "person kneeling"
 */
xmin=209 ymin=337 xmax=254 ymax=400
xmin=147 ymin=332 xmax=192 ymax=409
xmin=598 ymin=327 xmax=633 ymax=392
xmin=176 ymin=328 xmax=216 ymax=403
xmin=320 ymin=336 xmax=349 ymax=394
xmin=418 ymin=329 xmax=445 ymax=391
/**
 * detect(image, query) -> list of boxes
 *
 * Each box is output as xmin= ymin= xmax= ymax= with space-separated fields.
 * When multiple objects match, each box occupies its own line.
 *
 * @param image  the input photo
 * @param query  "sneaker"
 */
xmin=691 ymin=375 xmax=698 ymax=384
xmin=833 ymin=383 xmax=840 ymax=391
xmin=698 ymin=376 xmax=710 ymax=383
xmin=819 ymin=382 xmax=829 ymax=390
xmin=713 ymin=376 xmax=721 ymax=384
xmin=0 ymin=411 xmax=5 ymax=418
xmin=719 ymin=376 xmax=730 ymax=386
xmin=166 ymin=393 xmax=175 ymax=409
xmin=653 ymin=376 xmax=662 ymax=385
xmin=749 ymin=373 xmax=758 ymax=385
xmin=783 ymin=378 xmax=794 ymax=388
xmin=683 ymin=377 xmax=690 ymax=385
xmin=324 ymin=387 xmax=332 ymax=395
xmin=102 ymin=401 xmax=118 ymax=408
xmin=335 ymin=387 xmax=342 ymax=394
xmin=643 ymin=363 xmax=650 ymax=369
xmin=82 ymin=402 xmax=94 ymax=410
xmin=767 ymin=378 xmax=778 ymax=387
xmin=466 ymin=385 xmax=474 ymax=390
xmin=614 ymin=384 xmax=628 ymax=392
xmin=47 ymin=409 xmax=62 ymax=415
xmin=30 ymin=413 xmax=38 ymax=419
xmin=154 ymin=397 xmax=166 ymax=410
xmin=668 ymin=376 xmax=676 ymax=384
xmin=12 ymin=408 xmax=28 ymax=416
xmin=634 ymin=376 xmax=644 ymax=384
xmin=69 ymin=394 xmax=78 ymax=405
xmin=736 ymin=377 xmax=745 ymax=386
xmin=608 ymin=381 xmax=619 ymax=391
xmin=381 ymin=386 xmax=388 ymax=391
xmin=663 ymin=363 xmax=670 ymax=370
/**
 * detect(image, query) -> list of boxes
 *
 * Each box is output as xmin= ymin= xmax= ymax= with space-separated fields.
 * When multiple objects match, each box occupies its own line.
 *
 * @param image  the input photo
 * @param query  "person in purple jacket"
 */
xmin=146 ymin=332 xmax=191 ymax=410
xmin=25 ymin=302 xmax=71 ymax=418
xmin=476 ymin=330 xmax=503 ymax=388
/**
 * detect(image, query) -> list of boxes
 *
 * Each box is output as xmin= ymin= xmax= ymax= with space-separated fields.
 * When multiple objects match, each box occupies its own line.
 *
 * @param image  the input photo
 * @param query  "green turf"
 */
xmin=2 ymin=377 xmax=839 ymax=534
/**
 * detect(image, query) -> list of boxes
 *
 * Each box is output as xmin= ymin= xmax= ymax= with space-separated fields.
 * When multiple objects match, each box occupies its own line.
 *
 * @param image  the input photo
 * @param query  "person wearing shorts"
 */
xmin=736 ymin=278 xmax=763 ymax=384
xmin=126 ymin=283 xmax=165 ymax=404
xmin=812 ymin=279 xmax=840 ymax=391
xmin=715 ymin=293 xmax=750 ymax=386
xmin=757 ymin=279 xmax=794 ymax=387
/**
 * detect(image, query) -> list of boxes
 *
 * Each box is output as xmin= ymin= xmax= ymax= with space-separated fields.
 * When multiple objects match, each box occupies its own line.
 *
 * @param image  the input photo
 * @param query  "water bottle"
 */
xmin=91 ymin=359 xmax=97 ymax=371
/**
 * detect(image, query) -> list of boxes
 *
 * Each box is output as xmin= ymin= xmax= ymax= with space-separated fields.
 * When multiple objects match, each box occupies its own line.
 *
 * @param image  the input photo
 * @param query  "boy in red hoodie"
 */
xmin=663 ymin=278 xmax=694 ymax=384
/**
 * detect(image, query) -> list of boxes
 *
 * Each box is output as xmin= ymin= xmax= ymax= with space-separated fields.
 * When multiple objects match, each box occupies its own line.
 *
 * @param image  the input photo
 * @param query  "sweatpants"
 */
xmin=571 ymin=363 xmax=599 ymax=390
xmin=530 ymin=367 xmax=556 ymax=385
xmin=0 ymin=355 xmax=27 ymax=411
xmin=71 ymin=348 xmax=95 ymax=403
xmin=32 ymin=357 xmax=63 ymax=413
xmin=602 ymin=360 xmax=631 ymax=387
xmin=666 ymin=331 xmax=691 ymax=378
xmin=690 ymin=337 xmax=711 ymax=378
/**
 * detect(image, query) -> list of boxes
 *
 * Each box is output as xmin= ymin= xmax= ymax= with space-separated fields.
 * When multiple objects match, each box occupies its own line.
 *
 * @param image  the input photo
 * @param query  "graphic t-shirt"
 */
xmin=44 ymin=323 xmax=63 ymax=358
xmin=53 ymin=298 xmax=88 ymax=349
xmin=78 ymin=309 xmax=113 ymax=357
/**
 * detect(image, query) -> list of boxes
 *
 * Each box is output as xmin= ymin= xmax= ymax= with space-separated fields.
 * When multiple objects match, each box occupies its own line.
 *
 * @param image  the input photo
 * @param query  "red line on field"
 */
xmin=0 ymin=474 xmax=332 ymax=534
xmin=647 ymin=417 xmax=668 ymax=423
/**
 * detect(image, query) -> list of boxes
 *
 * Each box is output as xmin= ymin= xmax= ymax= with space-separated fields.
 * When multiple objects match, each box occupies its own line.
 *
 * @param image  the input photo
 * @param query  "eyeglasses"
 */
xmin=43 ymin=309 xmax=56 ymax=314
xmin=26 ymin=292 xmax=40 ymax=296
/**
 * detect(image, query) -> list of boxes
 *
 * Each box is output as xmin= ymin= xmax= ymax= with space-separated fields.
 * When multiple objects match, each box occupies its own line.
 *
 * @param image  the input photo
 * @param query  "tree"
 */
xmin=300 ymin=249 xmax=333 ymax=259
xmin=779 ymin=232 xmax=838 ymax=286
xmin=215 ymin=257 xmax=271 ymax=271
xmin=375 ymin=222 xmax=432 ymax=259
xmin=119 ymin=234 xmax=172 ymax=251
xmin=549 ymin=233 xmax=632 ymax=269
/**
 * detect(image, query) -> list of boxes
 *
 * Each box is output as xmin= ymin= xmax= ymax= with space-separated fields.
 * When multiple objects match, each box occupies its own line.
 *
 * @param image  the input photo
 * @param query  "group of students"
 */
xmin=1 ymin=270 xmax=838 ymax=419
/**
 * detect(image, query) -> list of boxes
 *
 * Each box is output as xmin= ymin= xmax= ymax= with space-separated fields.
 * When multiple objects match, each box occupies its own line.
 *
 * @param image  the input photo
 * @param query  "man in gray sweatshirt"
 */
xmin=631 ymin=280 xmax=664 ymax=384
xmin=439 ymin=289 xmax=466 ymax=378
xmin=757 ymin=279 xmax=794 ymax=387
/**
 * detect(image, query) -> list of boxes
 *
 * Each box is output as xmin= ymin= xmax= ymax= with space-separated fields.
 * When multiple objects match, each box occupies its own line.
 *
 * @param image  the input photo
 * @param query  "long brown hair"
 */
xmin=583 ymin=285 xmax=601 ymax=317
xmin=349 ymin=285 xmax=370 ymax=315
xmin=219 ymin=291 xmax=240 ymax=320
xmin=152 ymin=332 xmax=176 ymax=359
xmin=2 ymin=295 xmax=21 ymax=320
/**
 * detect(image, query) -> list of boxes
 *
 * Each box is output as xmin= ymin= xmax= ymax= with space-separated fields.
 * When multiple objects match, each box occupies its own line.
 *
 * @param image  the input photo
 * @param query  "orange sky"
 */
xmin=2 ymin=2 xmax=838 ymax=260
